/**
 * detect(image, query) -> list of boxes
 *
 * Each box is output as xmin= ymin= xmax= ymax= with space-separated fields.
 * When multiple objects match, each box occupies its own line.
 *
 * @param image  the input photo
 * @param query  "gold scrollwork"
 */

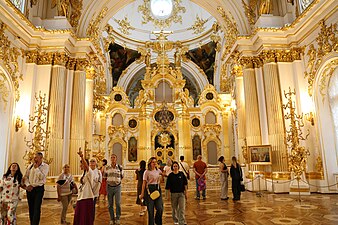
xmin=283 ymin=87 xmax=310 ymax=178
xmin=217 ymin=7 xmax=239 ymax=59
xmin=0 ymin=72 xmax=9 ymax=110
xmin=86 ymin=7 xmax=108 ymax=63
xmin=114 ymin=17 xmax=135 ymax=35
xmin=304 ymin=20 xmax=337 ymax=96
xmin=319 ymin=59 xmax=338 ymax=100
xmin=0 ymin=21 xmax=22 ymax=101
xmin=187 ymin=15 xmax=208 ymax=34
xmin=23 ymin=92 xmax=52 ymax=165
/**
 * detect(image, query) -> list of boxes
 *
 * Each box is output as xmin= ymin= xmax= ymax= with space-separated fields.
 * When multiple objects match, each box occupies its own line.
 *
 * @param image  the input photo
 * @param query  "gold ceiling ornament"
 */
xmin=23 ymin=91 xmax=52 ymax=165
xmin=283 ymin=87 xmax=310 ymax=179
xmin=210 ymin=22 xmax=222 ymax=52
xmin=103 ymin=24 xmax=116 ymax=52
xmin=158 ymin=132 xmax=171 ymax=148
xmin=114 ymin=17 xmax=135 ymax=35
xmin=304 ymin=20 xmax=337 ymax=96
xmin=0 ymin=72 xmax=9 ymax=110
xmin=241 ymin=0 xmax=257 ymax=29
xmin=187 ymin=15 xmax=207 ymax=34
xmin=138 ymin=0 xmax=186 ymax=29
xmin=319 ymin=59 xmax=338 ymax=100
xmin=86 ymin=7 xmax=108 ymax=62
xmin=217 ymin=7 xmax=239 ymax=60
xmin=0 ymin=21 xmax=23 ymax=102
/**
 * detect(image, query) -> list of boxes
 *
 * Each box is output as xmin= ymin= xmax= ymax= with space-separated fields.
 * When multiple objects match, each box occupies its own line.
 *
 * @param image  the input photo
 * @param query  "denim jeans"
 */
xmin=195 ymin=178 xmax=206 ymax=198
xmin=170 ymin=192 xmax=186 ymax=225
xmin=107 ymin=184 xmax=121 ymax=220
xmin=146 ymin=185 xmax=163 ymax=225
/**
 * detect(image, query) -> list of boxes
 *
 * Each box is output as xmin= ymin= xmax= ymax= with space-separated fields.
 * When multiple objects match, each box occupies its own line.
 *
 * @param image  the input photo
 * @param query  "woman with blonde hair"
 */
xmin=230 ymin=156 xmax=243 ymax=201
xmin=56 ymin=164 xmax=77 ymax=225
xmin=139 ymin=157 xmax=163 ymax=225
xmin=163 ymin=158 xmax=172 ymax=200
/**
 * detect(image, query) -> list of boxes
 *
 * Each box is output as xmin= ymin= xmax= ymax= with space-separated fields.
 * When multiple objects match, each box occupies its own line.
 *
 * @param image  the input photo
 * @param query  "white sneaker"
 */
xmin=109 ymin=220 xmax=114 ymax=225
xmin=115 ymin=219 xmax=120 ymax=224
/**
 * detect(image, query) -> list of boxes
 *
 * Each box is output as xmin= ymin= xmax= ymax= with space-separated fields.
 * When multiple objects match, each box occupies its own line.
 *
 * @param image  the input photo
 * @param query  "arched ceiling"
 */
xmin=78 ymin=0 xmax=250 ymax=41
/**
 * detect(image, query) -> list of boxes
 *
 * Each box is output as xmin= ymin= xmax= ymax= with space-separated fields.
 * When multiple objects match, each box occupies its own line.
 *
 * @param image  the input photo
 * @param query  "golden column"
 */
xmin=176 ymin=106 xmax=192 ymax=163
xmin=85 ymin=67 xmax=95 ymax=155
xmin=233 ymin=64 xmax=246 ymax=162
xmin=241 ymin=58 xmax=262 ymax=169
xmin=260 ymin=51 xmax=288 ymax=171
xmin=221 ymin=111 xmax=231 ymax=163
xmin=47 ymin=52 xmax=68 ymax=176
xmin=69 ymin=59 xmax=87 ymax=174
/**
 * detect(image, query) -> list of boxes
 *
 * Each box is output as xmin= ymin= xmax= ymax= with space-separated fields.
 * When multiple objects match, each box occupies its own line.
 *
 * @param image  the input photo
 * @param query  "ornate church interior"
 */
xmin=0 ymin=0 xmax=337 ymax=224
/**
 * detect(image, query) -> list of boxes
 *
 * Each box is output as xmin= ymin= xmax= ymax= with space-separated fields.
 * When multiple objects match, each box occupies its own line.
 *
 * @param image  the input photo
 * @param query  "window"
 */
xmin=328 ymin=68 xmax=338 ymax=149
xmin=10 ymin=0 xmax=25 ymax=13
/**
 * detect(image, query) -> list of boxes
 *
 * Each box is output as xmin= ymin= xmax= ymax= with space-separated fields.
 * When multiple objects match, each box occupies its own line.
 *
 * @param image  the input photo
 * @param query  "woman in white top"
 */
xmin=0 ymin=162 xmax=23 ymax=225
xmin=139 ymin=157 xmax=163 ymax=225
xmin=163 ymin=158 xmax=172 ymax=200
xmin=57 ymin=164 xmax=77 ymax=225
xmin=73 ymin=148 xmax=94 ymax=225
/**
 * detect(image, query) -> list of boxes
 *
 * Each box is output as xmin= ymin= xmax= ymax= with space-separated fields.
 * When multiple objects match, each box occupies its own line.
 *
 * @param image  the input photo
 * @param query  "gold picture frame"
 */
xmin=248 ymin=145 xmax=272 ymax=165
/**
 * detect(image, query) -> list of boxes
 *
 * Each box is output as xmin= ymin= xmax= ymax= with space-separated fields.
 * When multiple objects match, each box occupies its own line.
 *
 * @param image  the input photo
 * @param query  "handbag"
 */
xmin=240 ymin=183 xmax=245 ymax=192
xmin=147 ymin=184 xmax=160 ymax=200
xmin=197 ymin=177 xmax=206 ymax=191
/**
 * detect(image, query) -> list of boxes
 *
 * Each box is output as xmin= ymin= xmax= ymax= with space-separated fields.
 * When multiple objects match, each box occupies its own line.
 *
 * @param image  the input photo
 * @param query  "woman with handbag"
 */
xmin=139 ymin=157 xmax=163 ymax=225
xmin=218 ymin=156 xmax=229 ymax=200
xmin=0 ymin=162 xmax=23 ymax=225
xmin=230 ymin=156 xmax=243 ymax=201
xmin=165 ymin=161 xmax=188 ymax=225
xmin=56 ymin=164 xmax=77 ymax=225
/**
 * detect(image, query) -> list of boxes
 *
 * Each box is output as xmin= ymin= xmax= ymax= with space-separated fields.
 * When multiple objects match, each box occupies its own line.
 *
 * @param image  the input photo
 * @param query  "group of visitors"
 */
xmin=0 ymin=152 xmax=243 ymax=225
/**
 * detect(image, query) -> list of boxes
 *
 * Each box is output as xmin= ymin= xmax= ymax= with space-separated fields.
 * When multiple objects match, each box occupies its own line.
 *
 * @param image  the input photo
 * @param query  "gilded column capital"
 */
xmin=24 ymin=50 xmax=40 ymax=64
xmin=67 ymin=58 xmax=77 ymax=70
xmin=260 ymin=50 xmax=276 ymax=64
xmin=37 ymin=52 xmax=54 ymax=65
xmin=231 ymin=64 xmax=243 ymax=77
xmin=53 ymin=52 xmax=69 ymax=66
xmin=275 ymin=48 xmax=304 ymax=62
xmin=86 ymin=67 xmax=95 ymax=79
xmin=239 ymin=57 xmax=254 ymax=69
xmin=75 ymin=58 xmax=89 ymax=71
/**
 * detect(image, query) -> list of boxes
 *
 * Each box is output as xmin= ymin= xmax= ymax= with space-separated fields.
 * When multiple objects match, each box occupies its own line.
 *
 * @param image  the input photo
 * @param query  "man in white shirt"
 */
xmin=179 ymin=155 xmax=190 ymax=181
xmin=23 ymin=152 xmax=49 ymax=225
xmin=105 ymin=154 xmax=124 ymax=225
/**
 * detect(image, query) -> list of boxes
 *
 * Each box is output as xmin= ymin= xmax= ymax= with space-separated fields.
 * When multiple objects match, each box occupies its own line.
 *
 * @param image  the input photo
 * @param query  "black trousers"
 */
xmin=26 ymin=185 xmax=44 ymax=225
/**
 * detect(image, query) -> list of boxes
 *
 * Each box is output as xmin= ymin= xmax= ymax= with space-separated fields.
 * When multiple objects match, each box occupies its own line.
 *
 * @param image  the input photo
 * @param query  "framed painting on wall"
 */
xmin=248 ymin=145 xmax=272 ymax=165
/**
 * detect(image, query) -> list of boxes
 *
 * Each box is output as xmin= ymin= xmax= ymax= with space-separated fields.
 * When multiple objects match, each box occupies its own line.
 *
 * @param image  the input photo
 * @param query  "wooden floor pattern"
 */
xmin=16 ymin=189 xmax=338 ymax=225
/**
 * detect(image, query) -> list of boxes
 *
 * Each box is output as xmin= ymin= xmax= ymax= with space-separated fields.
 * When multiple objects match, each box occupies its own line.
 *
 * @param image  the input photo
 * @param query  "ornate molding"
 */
xmin=0 ymin=21 xmax=22 ymax=101
xmin=241 ymin=0 xmax=257 ymax=29
xmin=319 ymin=59 xmax=338 ymax=100
xmin=53 ymin=52 xmax=69 ymax=66
xmin=304 ymin=20 xmax=337 ymax=96
xmin=113 ymin=17 xmax=135 ymax=35
xmin=86 ymin=7 xmax=108 ymax=62
xmin=75 ymin=58 xmax=89 ymax=71
xmin=187 ymin=15 xmax=207 ymax=34
xmin=217 ymin=7 xmax=239 ymax=59
xmin=0 ymin=72 xmax=9 ymax=110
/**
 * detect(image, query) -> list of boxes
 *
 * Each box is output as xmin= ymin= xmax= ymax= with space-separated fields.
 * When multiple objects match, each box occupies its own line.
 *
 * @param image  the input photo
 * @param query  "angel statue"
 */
xmin=51 ymin=0 xmax=70 ymax=17
xmin=259 ymin=0 xmax=273 ymax=15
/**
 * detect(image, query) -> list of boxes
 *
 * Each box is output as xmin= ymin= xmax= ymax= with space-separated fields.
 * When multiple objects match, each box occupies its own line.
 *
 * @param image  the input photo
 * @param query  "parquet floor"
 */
xmin=16 ymin=189 xmax=338 ymax=225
